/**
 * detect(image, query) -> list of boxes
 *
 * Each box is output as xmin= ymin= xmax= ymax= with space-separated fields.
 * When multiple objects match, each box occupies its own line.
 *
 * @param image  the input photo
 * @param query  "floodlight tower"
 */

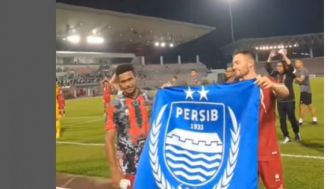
xmin=228 ymin=0 xmax=235 ymax=42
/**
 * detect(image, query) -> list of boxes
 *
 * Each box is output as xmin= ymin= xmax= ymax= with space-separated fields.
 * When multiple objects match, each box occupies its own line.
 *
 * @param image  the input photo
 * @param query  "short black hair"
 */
xmin=233 ymin=50 xmax=256 ymax=61
xmin=115 ymin=64 xmax=135 ymax=76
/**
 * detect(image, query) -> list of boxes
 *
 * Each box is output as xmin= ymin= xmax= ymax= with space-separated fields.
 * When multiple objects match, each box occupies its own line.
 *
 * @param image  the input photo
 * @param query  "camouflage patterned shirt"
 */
xmin=105 ymin=90 xmax=152 ymax=175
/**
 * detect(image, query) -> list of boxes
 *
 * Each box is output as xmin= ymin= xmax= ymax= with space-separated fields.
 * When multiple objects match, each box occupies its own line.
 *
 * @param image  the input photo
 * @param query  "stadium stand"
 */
xmin=56 ymin=61 xmax=209 ymax=98
xmin=134 ymin=63 xmax=209 ymax=88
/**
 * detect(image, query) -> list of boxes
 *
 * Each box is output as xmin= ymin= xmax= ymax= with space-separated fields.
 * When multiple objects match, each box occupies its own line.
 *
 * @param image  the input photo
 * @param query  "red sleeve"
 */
xmin=105 ymin=104 xmax=116 ymax=132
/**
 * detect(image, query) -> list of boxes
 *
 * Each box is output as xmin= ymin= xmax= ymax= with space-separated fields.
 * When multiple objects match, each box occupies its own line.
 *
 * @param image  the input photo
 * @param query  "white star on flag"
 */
xmin=184 ymin=87 xmax=194 ymax=100
xmin=198 ymin=86 xmax=209 ymax=100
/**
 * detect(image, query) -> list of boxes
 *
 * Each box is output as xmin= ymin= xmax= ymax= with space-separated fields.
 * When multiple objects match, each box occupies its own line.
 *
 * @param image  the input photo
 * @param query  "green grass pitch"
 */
xmin=56 ymin=78 xmax=324 ymax=189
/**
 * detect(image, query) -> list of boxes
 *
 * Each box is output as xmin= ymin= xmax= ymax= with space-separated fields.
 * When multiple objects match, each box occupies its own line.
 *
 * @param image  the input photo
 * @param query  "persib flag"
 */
xmin=134 ymin=80 xmax=261 ymax=189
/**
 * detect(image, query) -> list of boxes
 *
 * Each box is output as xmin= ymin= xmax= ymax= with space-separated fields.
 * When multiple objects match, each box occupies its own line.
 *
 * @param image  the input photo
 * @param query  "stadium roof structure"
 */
xmin=56 ymin=3 xmax=216 ymax=56
xmin=221 ymin=32 xmax=324 ymax=56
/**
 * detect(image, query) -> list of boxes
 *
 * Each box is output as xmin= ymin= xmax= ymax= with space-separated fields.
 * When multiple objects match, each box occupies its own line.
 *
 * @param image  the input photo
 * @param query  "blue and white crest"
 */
xmin=135 ymin=82 xmax=260 ymax=189
xmin=163 ymin=101 xmax=225 ymax=187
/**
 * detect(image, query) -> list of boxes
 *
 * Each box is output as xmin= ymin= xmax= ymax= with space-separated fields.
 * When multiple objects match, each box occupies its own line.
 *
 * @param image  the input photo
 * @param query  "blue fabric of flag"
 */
xmin=134 ymin=80 xmax=260 ymax=189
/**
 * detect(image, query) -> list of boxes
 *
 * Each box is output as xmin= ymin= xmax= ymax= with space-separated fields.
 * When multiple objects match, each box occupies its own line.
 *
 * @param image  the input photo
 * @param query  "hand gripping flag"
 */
xmin=134 ymin=80 xmax=260 ymax=189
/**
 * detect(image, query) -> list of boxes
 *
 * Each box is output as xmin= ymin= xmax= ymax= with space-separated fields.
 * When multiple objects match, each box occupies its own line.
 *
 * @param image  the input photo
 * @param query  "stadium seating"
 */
xmin=134 ymin=63 xmax=208 ymax=88
xmin=57 ymin=57 xmax=323 ymax=98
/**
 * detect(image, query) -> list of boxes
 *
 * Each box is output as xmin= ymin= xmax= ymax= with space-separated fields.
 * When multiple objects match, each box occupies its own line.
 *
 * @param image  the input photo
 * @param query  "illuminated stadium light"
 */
xmin=255 ymin=47 xmax=259 ymax=50
xmin=265 ymin=46 xmax=269 ymax=50
xmin=87 ymin=35 xmax=104 ymax=44
xmin=289 ymin=45 xmax=293 ymax=48
xmin=169 ymin=43 xmax=174 ymax=48
xmin=154 ymin=42 xmax=160 ymax=47
xmin=66 ymin=34 xmax=81 ymax=44
xmin=161 ymin=42 xmax=166 ymax=47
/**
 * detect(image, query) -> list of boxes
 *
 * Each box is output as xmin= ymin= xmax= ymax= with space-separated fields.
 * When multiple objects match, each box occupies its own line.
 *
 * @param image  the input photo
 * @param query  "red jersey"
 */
xmin=57 ymin=91 xmax=65 ymax=108
xmin=258 ymin=87 xmax=281 ymax=161
xmin=258 ymin=86 xmax=284 ymax=188
xmin=103 ymin=86 xmax=111 ymax=104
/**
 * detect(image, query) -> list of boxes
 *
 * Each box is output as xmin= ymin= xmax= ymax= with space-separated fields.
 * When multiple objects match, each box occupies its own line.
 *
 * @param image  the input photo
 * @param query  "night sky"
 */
xmin=57 ymin=0 xmax=324 ymax=68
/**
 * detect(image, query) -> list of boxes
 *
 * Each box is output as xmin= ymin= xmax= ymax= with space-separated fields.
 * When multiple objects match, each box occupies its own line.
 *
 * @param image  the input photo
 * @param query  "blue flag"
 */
xmin=134 ymin=80 xmax=260 ymax=189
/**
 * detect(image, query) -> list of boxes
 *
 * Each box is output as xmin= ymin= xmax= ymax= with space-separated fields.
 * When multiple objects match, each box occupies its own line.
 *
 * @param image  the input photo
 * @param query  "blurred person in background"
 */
xmin=294 ymin=59 xmax=318 ymax=125
xmin=102 ymin=79 xmax=111 ymax=116
xmin=57 ymin=86 xmax=66 ymax=117
xmin=56 ymin=81 xmax=62 ymax=139
xmin=188 ymin=69 xmax=202 ymax=86
xmin=224 ymin=66 xmax=236 ymax=83
xmin=161 ymin=75 xmax=178 ymax=88
xmin=265 ymin=49 xmax=300 ymax=143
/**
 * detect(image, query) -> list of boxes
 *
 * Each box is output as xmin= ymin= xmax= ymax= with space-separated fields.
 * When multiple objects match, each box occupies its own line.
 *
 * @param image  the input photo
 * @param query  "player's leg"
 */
xmin=307 ymin=105 xmax=318 ymax=124
xmin=306 ymin=93 xmax=318 ymax=124
xmin=298 ymin=92 xmax=307 ymax=125
xmin=277 ymin=102 xmax=290 ymax=143
xmin=60 ymin=107 xmax=65 ymax=117
xmin=56 ymin=118 xmax=61 ymax=139
xmin=287 ymin=102 xmax=300 ymax=141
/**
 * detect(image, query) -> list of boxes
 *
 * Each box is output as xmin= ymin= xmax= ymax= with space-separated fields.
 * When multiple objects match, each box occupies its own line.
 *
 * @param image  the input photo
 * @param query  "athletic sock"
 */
xmin=299 ymin=118 xmax=303 ymax=123
xmin=312 ymin=117 xmax=318 ymax=122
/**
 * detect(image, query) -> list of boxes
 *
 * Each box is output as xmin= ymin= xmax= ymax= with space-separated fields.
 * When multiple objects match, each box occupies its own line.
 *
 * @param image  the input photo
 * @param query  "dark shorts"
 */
xmin=300 ymin=92 xmax=312 ymax=105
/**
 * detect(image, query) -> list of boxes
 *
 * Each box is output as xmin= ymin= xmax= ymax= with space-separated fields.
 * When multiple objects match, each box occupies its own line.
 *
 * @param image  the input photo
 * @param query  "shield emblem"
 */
xmin=163 ymin=102 xmax=226 ymax=187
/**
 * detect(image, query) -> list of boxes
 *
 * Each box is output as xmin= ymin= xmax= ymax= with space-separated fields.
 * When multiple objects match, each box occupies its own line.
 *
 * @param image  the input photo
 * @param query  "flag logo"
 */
xmin=148 ymin=86 xmax=241 ymax=189
xmin=164 ymin=102 xmax=225 ymax=187
xmin=136 ymin=83 xmax=260 ymax=189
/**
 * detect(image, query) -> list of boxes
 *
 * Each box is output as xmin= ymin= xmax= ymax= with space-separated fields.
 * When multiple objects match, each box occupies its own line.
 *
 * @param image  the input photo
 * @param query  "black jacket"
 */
xmin=265 ymin=62 xmax=296 ymax=102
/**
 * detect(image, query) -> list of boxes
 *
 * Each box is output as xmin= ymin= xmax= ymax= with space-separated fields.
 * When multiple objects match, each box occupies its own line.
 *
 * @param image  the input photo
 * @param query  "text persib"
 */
xmin=175 ymin=107 xmax=218 ymax=122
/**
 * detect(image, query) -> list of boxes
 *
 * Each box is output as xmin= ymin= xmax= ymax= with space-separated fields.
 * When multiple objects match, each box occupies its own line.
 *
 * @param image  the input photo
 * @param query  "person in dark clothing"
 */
xmin=224 ymin=66 xmax=236 ymax=83
xmin=265 ymin=49 xmax=301 ymax=143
